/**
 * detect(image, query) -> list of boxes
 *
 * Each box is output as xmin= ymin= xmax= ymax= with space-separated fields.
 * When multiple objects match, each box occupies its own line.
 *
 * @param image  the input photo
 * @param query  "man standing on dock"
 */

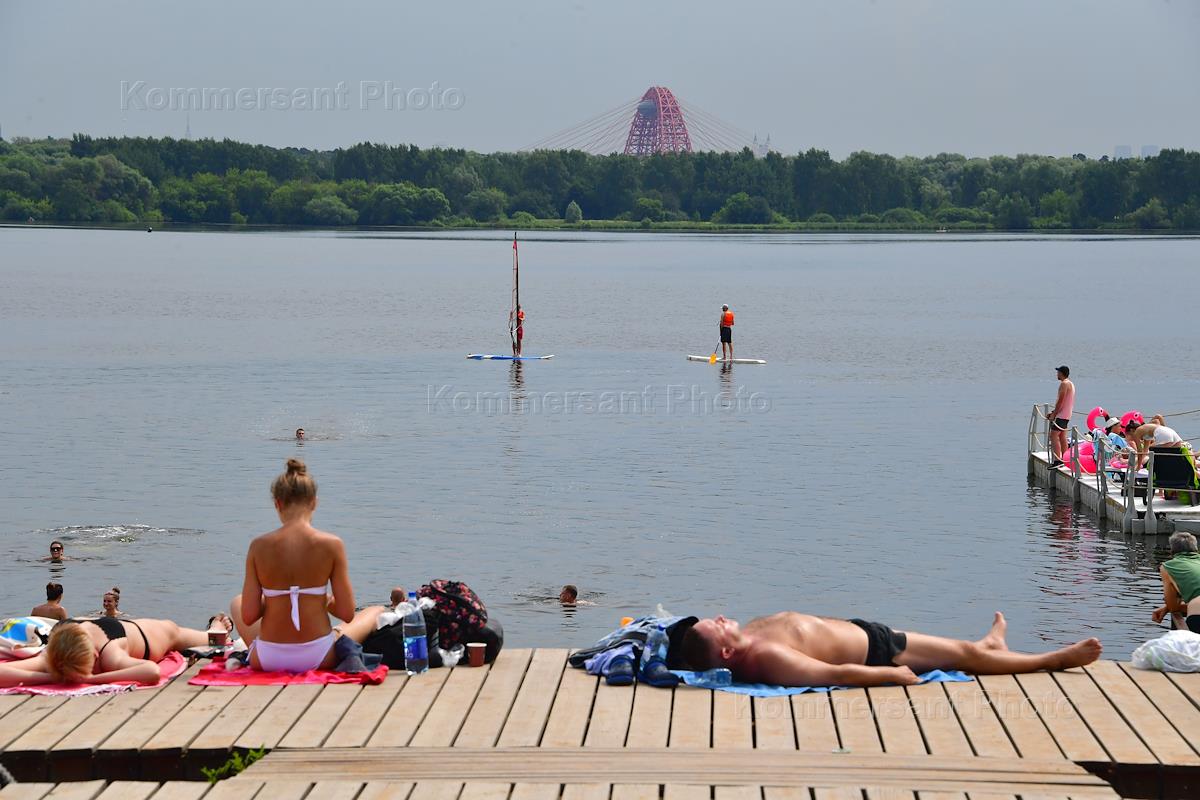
xmin=719 ymin=304 xmax=734 ymax=362
xmin=1048 ymin=365 xmax=1075 ymax=468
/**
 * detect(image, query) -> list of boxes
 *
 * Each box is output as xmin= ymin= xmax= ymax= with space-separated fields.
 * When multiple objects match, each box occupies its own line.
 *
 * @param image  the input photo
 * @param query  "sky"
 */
xmin=1 ymin=0 xmax=1198 ymax=159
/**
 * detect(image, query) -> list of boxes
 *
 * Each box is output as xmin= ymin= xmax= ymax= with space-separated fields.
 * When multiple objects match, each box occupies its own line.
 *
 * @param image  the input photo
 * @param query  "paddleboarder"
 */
xmin=719 ymin=304 xmax=734 ymax=362
xmin=512 ymin=304 xmax=525 ymax=356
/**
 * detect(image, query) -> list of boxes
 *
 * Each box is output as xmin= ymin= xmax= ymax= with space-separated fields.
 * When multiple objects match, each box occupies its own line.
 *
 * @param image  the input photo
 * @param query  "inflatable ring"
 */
xmin=1086 ymin=406 xmax=1108 ymax=431
xmin=1062 ymin=441 xmax=1098 ymax=474
xmin=1121 ymin=410 xmax=1144 ymax=430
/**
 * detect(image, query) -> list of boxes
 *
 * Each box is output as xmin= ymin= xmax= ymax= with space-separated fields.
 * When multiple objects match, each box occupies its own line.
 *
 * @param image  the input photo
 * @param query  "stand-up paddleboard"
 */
xmin=468 ymin=354 xmax=555 ymax=360
xmin=687 ymin=355 xmax=766 ymax=364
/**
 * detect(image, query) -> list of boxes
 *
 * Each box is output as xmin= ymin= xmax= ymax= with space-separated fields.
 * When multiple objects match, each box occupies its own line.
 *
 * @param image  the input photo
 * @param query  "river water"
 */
xmin=2 ymin=226 xmax=1198 ymax=658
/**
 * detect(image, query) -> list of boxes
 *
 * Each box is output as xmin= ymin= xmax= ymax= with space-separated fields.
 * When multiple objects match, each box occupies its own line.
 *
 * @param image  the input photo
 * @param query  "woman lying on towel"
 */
xmin=230 ymin=458 xmax=384 ymax=673
xmin=0 ymin=616 xmax=221 ymax=687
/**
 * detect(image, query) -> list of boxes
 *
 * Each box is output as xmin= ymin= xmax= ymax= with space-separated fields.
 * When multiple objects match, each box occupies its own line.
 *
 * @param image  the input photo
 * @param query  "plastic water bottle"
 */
xmin=641 ymin=624 xmax=679 ymax=687
xmin=402 ymin=591 xmax=429 ymax=675
xmin=687 ymin=668 xmax=733 ymax=688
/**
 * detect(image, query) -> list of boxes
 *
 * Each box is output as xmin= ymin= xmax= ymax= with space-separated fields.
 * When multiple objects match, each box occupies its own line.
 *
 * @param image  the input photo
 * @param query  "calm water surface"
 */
xmin=2 ymin=227 xmax=1198 ymax=658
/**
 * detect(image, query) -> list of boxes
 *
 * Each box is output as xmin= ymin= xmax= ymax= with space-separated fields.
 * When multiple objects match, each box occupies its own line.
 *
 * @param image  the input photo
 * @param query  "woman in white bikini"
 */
xmin=230 ymin=458 xmax=384 ymax=672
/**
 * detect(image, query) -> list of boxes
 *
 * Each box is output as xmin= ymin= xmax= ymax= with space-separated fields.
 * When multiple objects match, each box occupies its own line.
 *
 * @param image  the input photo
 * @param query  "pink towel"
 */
xmin=0 ymin=650 xmax=187 ymax=696
xmin=188 ymin=658 xmax=388 ymax=686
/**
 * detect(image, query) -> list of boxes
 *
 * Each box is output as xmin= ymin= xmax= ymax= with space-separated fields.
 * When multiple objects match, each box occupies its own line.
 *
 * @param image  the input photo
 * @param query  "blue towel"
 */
xmin=670 ymin=668 xmax=971 ymax=696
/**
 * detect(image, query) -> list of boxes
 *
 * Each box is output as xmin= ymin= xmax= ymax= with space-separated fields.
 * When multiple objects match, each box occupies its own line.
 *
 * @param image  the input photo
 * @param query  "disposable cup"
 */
xmin=467 ymin=642 xmax=486 ymax=667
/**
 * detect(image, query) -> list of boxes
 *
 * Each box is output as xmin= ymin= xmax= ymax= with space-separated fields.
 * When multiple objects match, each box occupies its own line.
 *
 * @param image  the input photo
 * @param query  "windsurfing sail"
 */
xmin=508 ymin=233 xmax=519 ymax=352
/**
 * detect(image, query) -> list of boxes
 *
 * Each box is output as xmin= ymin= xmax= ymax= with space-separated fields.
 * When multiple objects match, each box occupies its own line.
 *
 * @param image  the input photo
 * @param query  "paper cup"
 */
xmin=207 ymin=629 xmax=228 ymax=647
xmin=467 ymin=642 xmax=486 ymax=667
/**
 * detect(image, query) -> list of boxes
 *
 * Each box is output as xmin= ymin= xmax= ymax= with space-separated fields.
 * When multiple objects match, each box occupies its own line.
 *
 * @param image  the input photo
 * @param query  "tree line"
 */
xmin=0 ymin=134 xmax=1197 ymax=230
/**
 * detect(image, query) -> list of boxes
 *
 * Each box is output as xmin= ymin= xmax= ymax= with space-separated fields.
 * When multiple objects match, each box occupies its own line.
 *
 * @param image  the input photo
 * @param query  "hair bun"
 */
xmin=286 ymin=458 xmax=307 ymax=476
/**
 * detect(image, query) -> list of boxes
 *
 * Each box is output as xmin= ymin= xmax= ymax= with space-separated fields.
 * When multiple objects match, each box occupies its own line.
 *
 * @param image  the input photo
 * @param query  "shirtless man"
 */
xmin=31 ymin=582 xmax=68 ymax=621
xmin=679 ymin=612 xmax=1102 ymax=687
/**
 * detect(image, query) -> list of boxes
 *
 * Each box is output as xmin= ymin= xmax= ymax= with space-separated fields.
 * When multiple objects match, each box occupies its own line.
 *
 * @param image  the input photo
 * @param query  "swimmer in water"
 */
xmin=32 ymin=582 xmax=68 ymax=621
xmin=295 ymin=428 xmax=306 ymax=440
xmin=559 ymin=585 xmax=594 ymax=606
xmin=102 ymin=587 xmax=121 ymax=618
xmin=42 ymin=540 xmax=69 ymax=562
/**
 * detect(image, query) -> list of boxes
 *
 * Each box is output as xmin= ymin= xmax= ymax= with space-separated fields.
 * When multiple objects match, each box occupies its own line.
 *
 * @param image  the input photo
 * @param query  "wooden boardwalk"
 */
xmin=4 ymin=649 xmax=1200 ymax=798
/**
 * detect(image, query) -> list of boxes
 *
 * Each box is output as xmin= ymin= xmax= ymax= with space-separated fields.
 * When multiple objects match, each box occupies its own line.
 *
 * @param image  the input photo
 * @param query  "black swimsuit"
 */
xmin=59 ymin=617 xmax=151 ymax=661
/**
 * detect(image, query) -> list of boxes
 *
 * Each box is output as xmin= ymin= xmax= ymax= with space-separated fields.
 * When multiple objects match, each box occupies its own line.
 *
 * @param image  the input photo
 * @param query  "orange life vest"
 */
xmin=516 ymin=309 xmax=525 ymax=323
xmin=721 ymin=310 xmax=734 ymax=327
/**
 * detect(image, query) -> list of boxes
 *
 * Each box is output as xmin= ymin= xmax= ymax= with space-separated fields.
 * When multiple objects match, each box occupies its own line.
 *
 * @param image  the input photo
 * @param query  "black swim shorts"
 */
xmin=849 ymin=618 xmax=908 ymax=667
xmin=719 ymin=325 xmax=732 ymax=343
xmin=1052 ymin=417 xmax=1069 ymax=431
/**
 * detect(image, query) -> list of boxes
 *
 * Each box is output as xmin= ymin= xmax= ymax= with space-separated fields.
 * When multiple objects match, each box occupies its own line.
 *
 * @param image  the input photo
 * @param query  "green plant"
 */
xmin=201 ymin=747 xmax=266 ymax=784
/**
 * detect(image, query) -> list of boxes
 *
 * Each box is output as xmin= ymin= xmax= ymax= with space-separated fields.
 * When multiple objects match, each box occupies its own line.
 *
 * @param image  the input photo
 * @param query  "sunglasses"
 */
xmin=50 ymin=546 xmax=63 ymax=551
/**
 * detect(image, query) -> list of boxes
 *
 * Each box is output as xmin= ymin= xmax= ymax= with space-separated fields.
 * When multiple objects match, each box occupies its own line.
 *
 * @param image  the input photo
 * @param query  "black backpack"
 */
xmin=362 ymin=607 xmax=442 ymax=670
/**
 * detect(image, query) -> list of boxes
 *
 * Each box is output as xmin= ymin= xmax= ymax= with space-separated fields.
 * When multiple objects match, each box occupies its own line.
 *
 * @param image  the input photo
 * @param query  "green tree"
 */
xmin=632 ymin=196 xmax=666 ymax=222
xmin=464 ymin=188 xmax=506 ymax=221
xmin=713 ymin=192 xmax=772 ymax=224
xmin=303 ymin=194 xmax=358 ymax=225
xmin=563 ymin=200 xmax=582 ymax=223
xmin=995 ymin=194 xmax=1032 ymax=229
xmin=1126 ymin=197 xmax=1170 ymax=229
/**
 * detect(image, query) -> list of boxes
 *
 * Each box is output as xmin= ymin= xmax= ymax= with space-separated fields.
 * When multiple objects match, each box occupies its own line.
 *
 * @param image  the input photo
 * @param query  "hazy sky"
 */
xmin=2 ymin=0 xmax=1197 ymax=158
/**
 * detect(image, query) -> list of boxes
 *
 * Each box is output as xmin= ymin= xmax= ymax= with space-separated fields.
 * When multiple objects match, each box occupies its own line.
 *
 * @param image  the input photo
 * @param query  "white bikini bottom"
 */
xmin=251 ymin=631 xmax=337 ymax=673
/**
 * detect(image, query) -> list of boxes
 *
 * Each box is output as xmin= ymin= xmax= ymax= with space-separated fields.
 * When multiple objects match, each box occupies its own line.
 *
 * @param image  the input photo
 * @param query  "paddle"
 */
xmin=709 ymin=342 xmax=720 ymax=364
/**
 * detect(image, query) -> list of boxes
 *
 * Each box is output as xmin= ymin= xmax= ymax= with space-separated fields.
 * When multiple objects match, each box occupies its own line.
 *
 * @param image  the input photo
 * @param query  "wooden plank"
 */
xmin=99 ymin=662 xmax=208 ymax=753
xmin=584 ymin=682 xmax=635 ymax=747
xmin=813 ymin=790 xmax=859 ymax=800
xmin=665 ymin=785 xmax=712 ymax=800
xmin=40 ymin=781 xmax=109 ymax=800
xmin=248 ymin=782 xmax=308 ymax=800
xmin=357 ymin=783 xmax=415 ymax=800
xmin=791 ymin=692 xmax=839 ymax=753
xmin=190 ymin=685 xmax=282 ymax=752
xmin=510 ymin=786 xmax=559 ymax=800
xmin=716 ymin=788 xmax=761 ymax=800
xmin=144 ymin=686 xmax=242 ymax=752
xmin=867 ymin=686 xmax=924 ymax=756
xmin=1086 ymin=660 xmax=1199 ymax=764
xmin=0 ymin=695 xmax=67 ymax=750
xmin=1125 ymin=662 xmax=1200 ymax=757
xmin=147 ymin=783 xmax=212 ymax=800
xmin=711 ymin=691 xmax=753 ymax=749
xmin=0 ymin=784 xmax=56 ymax=800
xmin=625 ymin=682 xmax=672 ymax=748
xmin=830 ymin=688 xmax=882 ymax=754
xmin=752 ymin=695 xmax=796 ymax=750
xmin=762 ymin=789 xmax=810 ymax=800
xmin=277 ymin=684 xmax=362 ymax=749
xmin=202 ymin=782 xmax=263 ymax=800
xmin=0 ymin=693 xmax=31 ymax=721
xmin=904 ymin=683 xmax=970 ymax=757
xmin=7 ymin=694 xmax=113 ymax=770
xmin=324 ymin=677 xmax=407 ymax=748
xmin=455 ymin=648 xmax=534 ymax=748
xmin=235 ymin=684 xmax=323 ymax=750
xmin=496 ymin=648 xmax=569 ymax=747
xmin=612 ymin=786 xmax=659 ymax=800
xmin=562 ymin=784 xmax=611 ymax=800
xmin=1052 ymin=668 xmax=1155 ymax=764
xmin=411 ymin=665 xmax=490 ymax=747
xmin=367 ymin=667 xmax=451 ymax=748
xmin=409 ymin=782 xmax=464 ymax=800
xmin=306 ymin=782 xmax=366 ymax=800
xmin=863 ymin=789 xmax=917 ymax=800
xmin=458 ymin=784 xmax=511 ymax=800
xmin=941 ymin=679 xmax=1016 ymax=758
xmin=668 ymin=687 xmax=710 ymax=748
xmin=1013 ymin=672 xmax=1107 ymax=762
xmin=94 ymin=784 xmax=162 ymax=800
xmin=977 ymin=675 xmax=1060 ymax=759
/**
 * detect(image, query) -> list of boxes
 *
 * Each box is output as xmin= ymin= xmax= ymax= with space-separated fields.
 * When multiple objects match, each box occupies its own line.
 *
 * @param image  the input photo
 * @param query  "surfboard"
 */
xmin=468 ymin=354 xmax=555 ymax=361
xmin=686 ymin=355 xmax=766 ymax=364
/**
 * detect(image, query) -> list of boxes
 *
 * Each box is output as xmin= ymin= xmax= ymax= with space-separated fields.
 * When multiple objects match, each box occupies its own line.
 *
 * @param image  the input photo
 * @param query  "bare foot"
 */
xmin=1054 ymin=638 xmax=1103 ymax=670
xmin=978 ymin=612 xmax=1009 ymax=651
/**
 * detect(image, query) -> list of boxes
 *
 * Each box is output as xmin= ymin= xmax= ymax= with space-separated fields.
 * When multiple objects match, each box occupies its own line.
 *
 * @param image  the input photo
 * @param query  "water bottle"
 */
xmin=402 ymin=591 xmax=429 ymax=674
xmin=641 ymin=624 xmax=679 ymax=687
xmin=688 ymin=668 xmax=733 ymax=688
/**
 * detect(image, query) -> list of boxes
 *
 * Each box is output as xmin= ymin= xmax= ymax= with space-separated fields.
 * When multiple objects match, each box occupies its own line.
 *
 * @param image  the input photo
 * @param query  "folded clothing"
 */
xmin=189 ymin=657 xmax=387 ymax=686
xmin=670 ymin=668 xmax=971 ymax=696
xmin=0 ymin=650 xmax=187 ymax=696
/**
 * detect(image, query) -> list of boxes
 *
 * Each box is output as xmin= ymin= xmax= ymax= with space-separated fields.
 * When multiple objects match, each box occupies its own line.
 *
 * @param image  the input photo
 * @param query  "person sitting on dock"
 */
xmin=229 ymin=458 xmax=385 ymax=673
xmin=1090 ymin=417 xmax=1127 ymax=452
xmin=1152 ymin=532 xmax=1200 ymax=632
xmin=31 ymin=582 xmax=68 ymax=621
xmin=0 ymin=614 xmax=229 ymax=687
xmin=678 ymin=611 xmax=1101 ymax=687
xmin=1046 ymin=365 xmax=1074 ymax=469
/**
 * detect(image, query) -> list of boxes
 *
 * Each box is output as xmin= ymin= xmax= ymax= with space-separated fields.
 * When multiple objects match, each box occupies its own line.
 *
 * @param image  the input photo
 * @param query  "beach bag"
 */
xmin=1131 ymin=630 xmax=1200 ymax=672
xmin=0 ymin=617 xmax=53 ymax=659
xmin=418 ymin=579 xmax=488 ymax=649
xmin=362 ymin=607 xmax=440 ymax=670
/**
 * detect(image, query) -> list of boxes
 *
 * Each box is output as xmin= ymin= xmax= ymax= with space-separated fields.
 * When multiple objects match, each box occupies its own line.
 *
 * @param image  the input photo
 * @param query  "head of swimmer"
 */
xmin=272 ymin=458 xmax=318 ymax=519
xmin=559 ymin=584 xmax=578 ymax=604
xmin=49 ymin=540 xmax=64 ymax=560
xmin=681 ymin=616 xmax=743 ymax=670
xmin=295 ymin=427 xmax=305 ymax=440
xmin=102 ymin=587 xmax=120 ymax=616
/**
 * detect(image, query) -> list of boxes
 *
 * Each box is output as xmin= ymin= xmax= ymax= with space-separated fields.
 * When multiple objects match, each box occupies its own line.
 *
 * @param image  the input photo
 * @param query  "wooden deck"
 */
xmin=4 ymin=649 xmax=1200 ymax=798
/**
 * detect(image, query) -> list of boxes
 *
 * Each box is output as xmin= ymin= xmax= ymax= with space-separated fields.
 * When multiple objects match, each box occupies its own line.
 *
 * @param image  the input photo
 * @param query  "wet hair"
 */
xmin=272 ymin=458 xmax=317 ymax=507
xmin=560 ymin=584 xmax=578 ymax=602
xmin=46 ymin=623 xmax=93 ymax=682
xmin=679 ymin=626 xmax=718 ymax=671
xmin=1056 ymin=365 xmax=1070 ymax=377
xmin=103 ymin=587 xmax=120 ymax=606
xmin=46 ymin=582 xmax=63 ymax=601
xmin=1170 ymin=532 xmax=1198 ymax=555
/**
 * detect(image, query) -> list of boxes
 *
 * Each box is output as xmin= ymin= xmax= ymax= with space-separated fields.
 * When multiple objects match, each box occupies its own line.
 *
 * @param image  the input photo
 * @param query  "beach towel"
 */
xmin=0 ymin=650 xmax=187 ymax=696
xmin=189 ymin=658 xmax=388 ymax=687
xmin=670 ymin=668 xmax=971 ymax=696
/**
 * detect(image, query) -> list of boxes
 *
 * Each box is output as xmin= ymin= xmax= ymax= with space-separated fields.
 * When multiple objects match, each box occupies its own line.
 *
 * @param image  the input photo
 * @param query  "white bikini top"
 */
xmin=262 ymin=585 xmax=326 ymax=630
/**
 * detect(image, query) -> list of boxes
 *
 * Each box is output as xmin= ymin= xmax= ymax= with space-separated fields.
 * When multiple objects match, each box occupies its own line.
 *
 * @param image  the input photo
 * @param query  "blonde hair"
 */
xmin=271 ymin=458 xmax=317 ymax=507
xmin=46 ymin=623 xmax=94 ymax=682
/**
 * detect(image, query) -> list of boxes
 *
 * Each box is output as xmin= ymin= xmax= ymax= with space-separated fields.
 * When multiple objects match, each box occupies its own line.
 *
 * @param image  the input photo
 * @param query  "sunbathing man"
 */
xmin=230 ymin=458 xmax=384 ymax=672
xmin=0 ymin=614 xmax=227 ymax=688
xmin=679 ymin=612 xmax=1102 ymax=687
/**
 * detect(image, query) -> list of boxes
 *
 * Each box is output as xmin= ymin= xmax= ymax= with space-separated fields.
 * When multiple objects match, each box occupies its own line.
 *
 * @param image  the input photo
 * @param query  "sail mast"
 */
xmin=510 ymin=233 xmax=519 ymax=348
